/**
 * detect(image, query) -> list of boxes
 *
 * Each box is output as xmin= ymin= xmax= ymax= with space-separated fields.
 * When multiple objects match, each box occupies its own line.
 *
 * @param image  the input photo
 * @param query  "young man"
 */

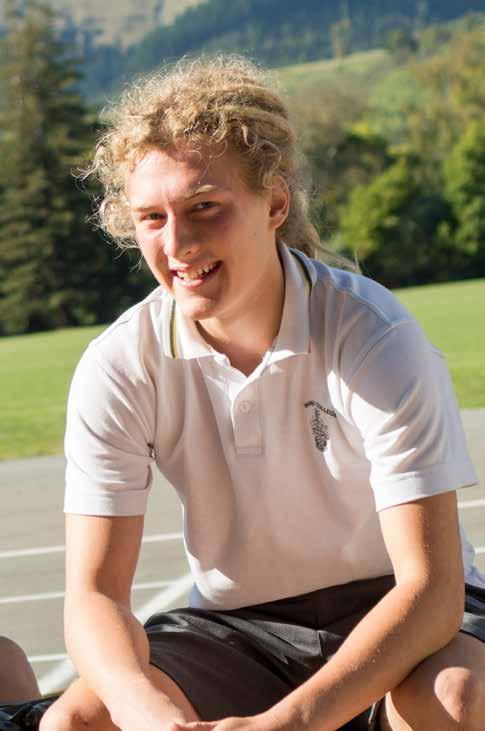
xmin=41 ymin=56 xmax=485 ymax=731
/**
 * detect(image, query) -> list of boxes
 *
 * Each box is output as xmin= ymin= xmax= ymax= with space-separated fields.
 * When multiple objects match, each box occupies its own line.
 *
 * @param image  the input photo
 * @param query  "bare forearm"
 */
xmin=65 ymin=592 xmax=181 ymax=723
xmin=267 ymin=581 xmax=463 ymax=731
xmin=66 ymin=591 xmax=149 ymax=698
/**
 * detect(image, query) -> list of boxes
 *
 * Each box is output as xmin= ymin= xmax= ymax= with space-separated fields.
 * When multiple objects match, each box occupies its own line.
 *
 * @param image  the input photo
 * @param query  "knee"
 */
xmin=0 ymin=637 xmax=39 ymax=703
xmin=0 ymin=636 xmax=28 ymax=671
xmin=434 ymin=666 xmax=483 ymax=727
xmin=391 ymin=665 xmax=483 ymax=730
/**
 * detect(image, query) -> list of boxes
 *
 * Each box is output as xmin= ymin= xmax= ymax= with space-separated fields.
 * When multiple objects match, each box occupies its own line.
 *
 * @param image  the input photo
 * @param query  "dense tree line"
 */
xmin=32 ymin=0 xmax=484 ymax=101
xmin=0 ymin=3 xmax=484 ymax=335
xmin=301 ymin=23 xmax=485 ymax=287
xmin=0 ymin=2 xmax=151 ymax=335
xmin=124 ymin=0 xmax=485 ymax=72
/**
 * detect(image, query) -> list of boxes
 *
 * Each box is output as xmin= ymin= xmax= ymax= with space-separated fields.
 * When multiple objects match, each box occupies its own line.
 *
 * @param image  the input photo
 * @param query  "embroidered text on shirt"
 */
xmin=304 ymin=401 xmax=335 ymax=452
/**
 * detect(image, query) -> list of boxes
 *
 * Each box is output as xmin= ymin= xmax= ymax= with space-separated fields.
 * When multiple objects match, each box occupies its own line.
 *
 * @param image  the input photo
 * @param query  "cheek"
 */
xmin=209 ymin=206 xmax=240 ymax=236
xmin=137 ymin=229 xmax=162 ymax=259
xmin=137 ymin=234 xmax=170 ymax=279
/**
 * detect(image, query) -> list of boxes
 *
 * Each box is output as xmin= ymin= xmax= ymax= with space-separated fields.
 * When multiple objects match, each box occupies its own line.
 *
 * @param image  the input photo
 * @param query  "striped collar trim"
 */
xmin=168 ymin=298 xmax=178 ymax=359
xmin=163 ymin=245 xmax=316 ymax=360
xmin=289 ymin=247 xmax=315 ymax=292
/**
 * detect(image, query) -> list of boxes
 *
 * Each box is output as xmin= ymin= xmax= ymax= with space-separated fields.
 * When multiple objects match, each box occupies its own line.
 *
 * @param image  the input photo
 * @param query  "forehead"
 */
xmin=126 ymin=146 xmax=247 ymax=205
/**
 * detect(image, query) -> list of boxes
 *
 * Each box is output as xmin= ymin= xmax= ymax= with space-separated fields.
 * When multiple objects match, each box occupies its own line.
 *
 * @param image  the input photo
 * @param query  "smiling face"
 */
xmin=127 ymin=146 xmax=288 ymax=331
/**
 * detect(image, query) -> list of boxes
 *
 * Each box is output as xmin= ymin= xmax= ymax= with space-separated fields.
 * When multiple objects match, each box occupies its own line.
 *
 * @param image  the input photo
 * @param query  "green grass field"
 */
xmin=1 ymin=278 xmax=484 ymax=461
xmin=0 ymin=326 xmax=103 ymax=460
xmin=395 ymin=279 xmax=485 ymax=412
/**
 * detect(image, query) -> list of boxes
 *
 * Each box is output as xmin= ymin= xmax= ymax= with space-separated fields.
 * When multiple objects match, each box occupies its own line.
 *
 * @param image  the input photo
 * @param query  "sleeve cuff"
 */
xmin=372 ymin=461 xmax=478 ymax=512
xmin=64 ymin=485 xmax=150 ymax=516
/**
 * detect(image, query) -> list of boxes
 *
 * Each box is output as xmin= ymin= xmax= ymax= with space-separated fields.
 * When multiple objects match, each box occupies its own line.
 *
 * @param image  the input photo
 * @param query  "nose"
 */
xmin=162 ymin=214 xmax=199 ymax=260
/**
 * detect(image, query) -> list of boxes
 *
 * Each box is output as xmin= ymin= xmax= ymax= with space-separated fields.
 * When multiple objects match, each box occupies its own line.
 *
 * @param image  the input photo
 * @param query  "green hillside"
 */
xmin=121 ymin=0 xmax=484 ymax=82
xmin=46 ymin=0 xmax=482 ymax=99
xmin=277 ymin=49 xmax=390 ymax=96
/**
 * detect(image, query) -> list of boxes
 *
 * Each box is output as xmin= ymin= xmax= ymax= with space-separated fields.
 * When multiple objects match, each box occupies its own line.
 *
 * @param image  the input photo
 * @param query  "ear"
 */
xmin=268 ymin=175 xmax=290 ymax=231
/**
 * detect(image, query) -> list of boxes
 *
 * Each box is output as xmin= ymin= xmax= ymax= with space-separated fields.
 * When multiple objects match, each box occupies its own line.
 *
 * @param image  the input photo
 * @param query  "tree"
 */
xmin=330 ymin=1 xmax=352 ymax=59
xmin=400 ymin=24 xmax=485 ymax=179
xmin=0 ymin=2 xmax=150 ymax=335
xmin=385 ymin=28 xmax=418 ymax=62
xmin=339 ymin=156 xmax=455 ymax=288
xmin=444 ymin=121 xmax=485 ymax=277
xmin=292 ymin=85 xmax=389 ymax=242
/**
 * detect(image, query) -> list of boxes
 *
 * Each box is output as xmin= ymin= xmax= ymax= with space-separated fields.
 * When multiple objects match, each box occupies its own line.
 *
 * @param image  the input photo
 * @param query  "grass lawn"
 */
xmin=0 ymin=326 xmax=103 ymax=461
xmin=395 ymin=279 xmax=485 ymax=410
xmin=1 ymin=277 xmax=484 ymax=461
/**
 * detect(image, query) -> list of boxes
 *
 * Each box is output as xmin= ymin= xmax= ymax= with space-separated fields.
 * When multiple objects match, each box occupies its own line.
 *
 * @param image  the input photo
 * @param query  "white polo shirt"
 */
xmin=64 ymin=245 xmax=481 ymax=609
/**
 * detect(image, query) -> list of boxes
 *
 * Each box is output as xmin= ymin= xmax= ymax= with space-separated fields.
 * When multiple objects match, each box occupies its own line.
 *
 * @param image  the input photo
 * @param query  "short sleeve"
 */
xmin=64 ymin=345 xmax=155 ymax=516
xmin=348 ymin=320 xmax=477 ymax=511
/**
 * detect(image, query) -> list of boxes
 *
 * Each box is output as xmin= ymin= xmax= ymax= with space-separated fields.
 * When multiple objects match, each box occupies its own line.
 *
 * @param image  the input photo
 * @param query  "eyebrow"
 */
xmin=185 ymin=184 xmax=220 ymax=199
xmin=131 ymin=185 xmax=221 ymax=213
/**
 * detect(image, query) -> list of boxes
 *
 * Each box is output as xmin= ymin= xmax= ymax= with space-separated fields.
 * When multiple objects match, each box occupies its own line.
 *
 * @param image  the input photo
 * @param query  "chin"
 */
xmin=178 ymin=297 xmax=219 ymax=323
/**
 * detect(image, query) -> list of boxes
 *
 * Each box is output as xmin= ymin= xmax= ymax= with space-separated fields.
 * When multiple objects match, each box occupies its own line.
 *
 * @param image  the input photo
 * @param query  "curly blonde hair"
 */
xmin=88 ymin=55 xmax=324 ymax=258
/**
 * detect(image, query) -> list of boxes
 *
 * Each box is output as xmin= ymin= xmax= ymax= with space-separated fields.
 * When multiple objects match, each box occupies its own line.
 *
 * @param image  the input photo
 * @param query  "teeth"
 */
xmin=178 ymin=262 xmax=217 ymax=281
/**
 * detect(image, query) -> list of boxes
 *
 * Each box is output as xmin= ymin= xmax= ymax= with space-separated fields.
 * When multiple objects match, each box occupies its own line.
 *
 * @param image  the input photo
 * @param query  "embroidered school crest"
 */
xmin=304 ymin=401 xmax=336 ymax=452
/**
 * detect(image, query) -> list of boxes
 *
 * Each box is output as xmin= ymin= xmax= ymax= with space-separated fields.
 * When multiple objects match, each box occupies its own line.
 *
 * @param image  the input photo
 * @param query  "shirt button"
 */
xmin=239 ymin=401 xmax=252 ymax=414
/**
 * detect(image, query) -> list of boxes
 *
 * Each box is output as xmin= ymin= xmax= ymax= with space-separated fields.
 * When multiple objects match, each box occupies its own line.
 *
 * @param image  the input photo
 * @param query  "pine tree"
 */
xmin=0 ymin=1 xmax=149 ymax=335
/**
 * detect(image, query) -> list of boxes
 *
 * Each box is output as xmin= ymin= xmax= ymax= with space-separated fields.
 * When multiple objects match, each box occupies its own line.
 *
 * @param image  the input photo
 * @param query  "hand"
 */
xmin=172 ymin=713 xmax=281 ymax=731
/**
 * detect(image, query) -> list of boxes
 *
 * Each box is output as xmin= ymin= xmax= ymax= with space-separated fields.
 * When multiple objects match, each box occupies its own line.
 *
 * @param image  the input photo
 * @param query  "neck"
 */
xmin=197 ymin=257 xmax=285 ymax=376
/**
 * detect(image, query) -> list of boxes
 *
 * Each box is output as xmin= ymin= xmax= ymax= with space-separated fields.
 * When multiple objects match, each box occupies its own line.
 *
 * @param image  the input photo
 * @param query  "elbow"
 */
xmin=449 ymin=580 xmax=465 ymax=635
xmin=431 ymin=579 xmax=464 ymax=647
xmin=398 ymin=572 xmax=464 ymax=650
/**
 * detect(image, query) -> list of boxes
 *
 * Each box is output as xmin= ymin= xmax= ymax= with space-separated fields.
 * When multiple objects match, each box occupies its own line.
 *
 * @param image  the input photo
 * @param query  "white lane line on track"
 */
xmin=3 ymin=502 xmax=483 ymax=559
xmin=458 ymin=499 xmax=485 ymax=510
xmin=37 ymin=572 xmax=194 ymax=695
xmin=29 ymin=654 xmax=68 ymax=663
xmin=0 ymin=531 xmax=183 ymax=560
xmin=10 ymin=547 xmax=485 ymax=607
xmin=0 ymin=579 xmax=174 ymax=605
xmin=2 ymin=503 xmax=483 ymax=560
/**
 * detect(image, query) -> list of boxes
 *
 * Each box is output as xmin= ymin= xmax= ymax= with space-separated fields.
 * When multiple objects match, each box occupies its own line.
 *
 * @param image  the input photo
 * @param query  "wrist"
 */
xmin=106 ymin=672 xmax=181 ymax=726
xmin=260 ymin=699 xmax=310 ymax=731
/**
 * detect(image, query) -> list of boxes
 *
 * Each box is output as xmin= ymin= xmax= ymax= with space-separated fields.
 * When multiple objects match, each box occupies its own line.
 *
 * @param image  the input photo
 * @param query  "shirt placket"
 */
xmin=231 ymin=381 xmax=263 ymax=455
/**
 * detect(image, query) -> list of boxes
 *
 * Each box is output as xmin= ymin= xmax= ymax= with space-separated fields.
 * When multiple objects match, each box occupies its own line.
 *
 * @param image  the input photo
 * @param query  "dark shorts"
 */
xmin=145 ymin=576 xmax=485 ymax=730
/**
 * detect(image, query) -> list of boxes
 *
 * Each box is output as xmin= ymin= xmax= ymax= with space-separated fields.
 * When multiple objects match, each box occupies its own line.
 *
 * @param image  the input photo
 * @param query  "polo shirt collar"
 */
xmin=163 ymin=244 xmax=316 ymax=361
xmin=270 ymin=244 xmax=315 ymax=362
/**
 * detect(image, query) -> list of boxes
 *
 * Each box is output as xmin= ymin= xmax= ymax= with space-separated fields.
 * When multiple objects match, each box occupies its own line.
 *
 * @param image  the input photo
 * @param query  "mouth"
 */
xmin=173 ymin=261 xmax=222 ymax=287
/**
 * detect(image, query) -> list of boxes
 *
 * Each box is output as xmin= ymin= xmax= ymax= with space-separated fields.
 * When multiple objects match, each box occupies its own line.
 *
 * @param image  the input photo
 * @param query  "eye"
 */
xmin=144 ymin=211 xmax=164 ymax=221
xmin=193 ymin=201 xmax=217 ymax=212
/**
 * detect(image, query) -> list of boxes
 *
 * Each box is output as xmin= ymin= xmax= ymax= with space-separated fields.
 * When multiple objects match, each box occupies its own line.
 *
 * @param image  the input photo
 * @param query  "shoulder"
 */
xmin=67 ymin=287 xmax=172 ymax=440
xmin=310 ymin=258 xmax=413 ymax=329
xmin=83 ymin=286 xmax=170 ymax=379
xmin=308 ymin=258 xmax=426 ymax=377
